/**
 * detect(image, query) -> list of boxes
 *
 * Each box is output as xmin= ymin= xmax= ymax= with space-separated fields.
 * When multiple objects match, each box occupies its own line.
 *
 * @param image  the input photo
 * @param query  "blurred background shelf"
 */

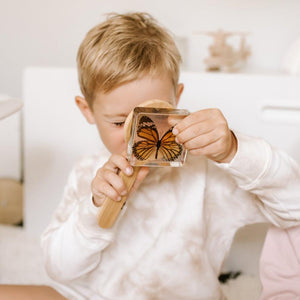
xmin=0 ymin=96 xmax=23 ymax=225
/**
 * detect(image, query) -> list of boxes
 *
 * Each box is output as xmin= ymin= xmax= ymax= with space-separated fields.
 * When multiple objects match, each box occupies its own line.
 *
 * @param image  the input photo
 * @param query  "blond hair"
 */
xmin=77 ymin=12 xmax=182 ymax=106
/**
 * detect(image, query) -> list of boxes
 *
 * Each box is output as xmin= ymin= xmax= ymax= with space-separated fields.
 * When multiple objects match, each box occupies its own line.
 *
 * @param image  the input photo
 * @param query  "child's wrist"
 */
xmin=218 ymin=131 xmax=237 ymax=164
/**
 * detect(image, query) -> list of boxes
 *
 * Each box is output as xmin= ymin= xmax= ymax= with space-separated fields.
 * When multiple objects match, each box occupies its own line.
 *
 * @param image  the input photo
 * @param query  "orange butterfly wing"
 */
xmin=158 ymin=128 xmax=182 ymax=161
xmin=132 ymin=124 xmax=158 ymax=160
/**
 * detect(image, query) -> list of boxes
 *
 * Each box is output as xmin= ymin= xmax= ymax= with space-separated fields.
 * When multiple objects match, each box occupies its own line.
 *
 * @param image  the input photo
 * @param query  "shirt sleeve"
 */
xmin=215 ymin=131 xmax=300 ymax=228
xmin=40 ymin=153 xmax=124 ymax=282
xmin=259 ymin=225 xmax=300 ymax=300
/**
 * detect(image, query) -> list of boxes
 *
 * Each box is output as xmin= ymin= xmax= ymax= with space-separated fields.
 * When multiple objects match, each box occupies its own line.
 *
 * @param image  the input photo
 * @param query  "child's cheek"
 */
xmin=113 ymin=128 xmax=127 ymax=153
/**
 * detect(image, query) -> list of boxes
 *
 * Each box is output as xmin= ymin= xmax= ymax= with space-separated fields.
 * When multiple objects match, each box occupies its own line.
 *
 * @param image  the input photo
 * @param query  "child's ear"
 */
xmin=75 ymin=96 xmax=95 ymax=124
xmin=175 ymin=83 xmax=184 ymax=106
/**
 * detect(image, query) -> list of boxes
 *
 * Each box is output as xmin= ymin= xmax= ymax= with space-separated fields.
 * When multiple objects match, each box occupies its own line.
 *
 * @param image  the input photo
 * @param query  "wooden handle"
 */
xmin=97 ymin=167 xmax=140 ymax=228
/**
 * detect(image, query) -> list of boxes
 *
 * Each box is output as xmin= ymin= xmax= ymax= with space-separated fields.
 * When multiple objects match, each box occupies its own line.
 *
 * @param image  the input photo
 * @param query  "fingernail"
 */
xmin=121 ymin=190 xmax=127 ymax=196
xmin=117 ymin=196 xmax=122 ymax=201
xmin=126 ymin=167 xmax=133 ymax=175
xmin=168 ymin=117 xmax=176 ymax=125
xmin=175 ymin=137 xmax=179 ymax=143
xmin=172 ymin=127 xmax=179 ymax=135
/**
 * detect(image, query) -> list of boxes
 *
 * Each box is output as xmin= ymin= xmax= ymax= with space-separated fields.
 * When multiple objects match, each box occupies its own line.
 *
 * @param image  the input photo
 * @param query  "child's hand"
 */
xmin=91 ymin=153 xmax=149 ymax=207
xmin=172 ymin=109 xmax=237 ymax=163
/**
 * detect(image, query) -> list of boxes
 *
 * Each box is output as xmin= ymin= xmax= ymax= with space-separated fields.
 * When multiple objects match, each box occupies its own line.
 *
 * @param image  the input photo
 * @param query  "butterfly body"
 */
xmin=155 ymin=139 xmax=162 ymax=159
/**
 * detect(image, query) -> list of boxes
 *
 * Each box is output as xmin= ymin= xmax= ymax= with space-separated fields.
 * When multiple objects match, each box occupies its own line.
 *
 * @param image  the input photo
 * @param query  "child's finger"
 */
xmin=92 ymin=193 xmax=105 ymax=207
xmin=92 ymin=179 xmax=121 ymax=206
xmin=172 ymin=109 xmax=216 ymax=134
xmin=182 ymin=128 xmax=222 ymax=150
xmin=106 ymin=154 xmax=133 ymax=176
xmin=102 ymin=169 xmax=127 ymax=197
xmin=189 ymin=137 xmax=229 ymax=162
xmin=174 ymin=120 xmax=217 ymax=144
xmin=167 ymin=115 xmax=185 ymax=127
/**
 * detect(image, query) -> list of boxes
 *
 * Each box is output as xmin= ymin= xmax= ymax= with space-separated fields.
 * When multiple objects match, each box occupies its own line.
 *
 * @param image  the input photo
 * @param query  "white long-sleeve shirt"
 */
xmin=41 ymin=132 xmax=300 ymax=300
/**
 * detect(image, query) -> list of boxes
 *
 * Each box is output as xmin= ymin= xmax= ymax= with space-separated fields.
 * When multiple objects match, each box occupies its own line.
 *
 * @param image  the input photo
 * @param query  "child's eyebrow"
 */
xmin=103 ymin=113 xmax=127 ymax=118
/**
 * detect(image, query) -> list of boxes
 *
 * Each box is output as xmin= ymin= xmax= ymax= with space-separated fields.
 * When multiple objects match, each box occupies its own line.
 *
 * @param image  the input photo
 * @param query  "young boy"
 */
xmin=40 ymin=12 xmax=300 ymax=300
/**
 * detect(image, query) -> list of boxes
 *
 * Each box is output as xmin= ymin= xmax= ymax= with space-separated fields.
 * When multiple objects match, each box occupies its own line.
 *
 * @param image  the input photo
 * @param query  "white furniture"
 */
xmin=23 ymin=68 xmax=300 ymax=276
xmin=23 ymin=68 xmax=102 ymax=236
xmin=0 ymin=96 xmax=23 ymax=225
xmin=0 ymin=96 xmax=22 ymax=180
xmin=0 ymin=96 xmax=22 ymax=120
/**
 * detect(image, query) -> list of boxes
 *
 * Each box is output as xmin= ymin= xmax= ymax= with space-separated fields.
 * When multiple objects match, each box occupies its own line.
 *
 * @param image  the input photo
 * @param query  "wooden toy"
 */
xmin=196 ymin=29 xmax=251 ymax=72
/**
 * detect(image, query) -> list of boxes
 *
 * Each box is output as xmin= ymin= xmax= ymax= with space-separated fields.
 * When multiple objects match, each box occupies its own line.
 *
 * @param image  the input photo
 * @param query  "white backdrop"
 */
xmin=1 ymin=0 xmax=300 ymax=98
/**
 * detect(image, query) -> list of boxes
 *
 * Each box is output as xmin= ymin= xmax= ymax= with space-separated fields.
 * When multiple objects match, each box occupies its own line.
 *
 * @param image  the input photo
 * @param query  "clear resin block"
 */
xmin=127 ymin=107 xmax=190 ymax=167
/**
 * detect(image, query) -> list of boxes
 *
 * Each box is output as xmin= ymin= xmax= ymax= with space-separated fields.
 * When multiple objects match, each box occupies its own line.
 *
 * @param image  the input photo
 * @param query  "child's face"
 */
xmin=76 ymin=75 xmax=183 ymax=154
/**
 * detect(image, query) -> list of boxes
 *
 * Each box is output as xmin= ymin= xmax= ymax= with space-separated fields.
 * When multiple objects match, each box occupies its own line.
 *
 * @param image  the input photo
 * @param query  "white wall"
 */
xmin=1 ymin=0 xmax=300 ymax=98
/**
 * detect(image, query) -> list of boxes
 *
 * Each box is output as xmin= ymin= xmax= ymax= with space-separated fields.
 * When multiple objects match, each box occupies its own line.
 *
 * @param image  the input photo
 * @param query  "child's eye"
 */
xmin=113 ymin=122 xmax=125 ymax=127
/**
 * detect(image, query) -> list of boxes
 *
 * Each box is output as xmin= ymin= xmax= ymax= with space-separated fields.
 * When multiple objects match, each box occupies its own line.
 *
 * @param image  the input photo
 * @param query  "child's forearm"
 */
xmin=41 ymin=199 xmax=115 ymax=282
xmin=216 ymin=132 xmax=300 ymax=227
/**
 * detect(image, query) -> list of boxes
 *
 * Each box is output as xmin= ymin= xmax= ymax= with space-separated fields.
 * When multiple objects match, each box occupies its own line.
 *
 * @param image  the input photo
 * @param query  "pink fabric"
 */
xmin=260 ymin=225 xmax=300 ymax=299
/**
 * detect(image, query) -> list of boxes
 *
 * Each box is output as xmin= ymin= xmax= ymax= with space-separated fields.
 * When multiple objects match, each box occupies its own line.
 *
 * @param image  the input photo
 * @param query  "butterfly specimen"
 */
xmin=132 ymin=116 xmax=182 ymax=162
